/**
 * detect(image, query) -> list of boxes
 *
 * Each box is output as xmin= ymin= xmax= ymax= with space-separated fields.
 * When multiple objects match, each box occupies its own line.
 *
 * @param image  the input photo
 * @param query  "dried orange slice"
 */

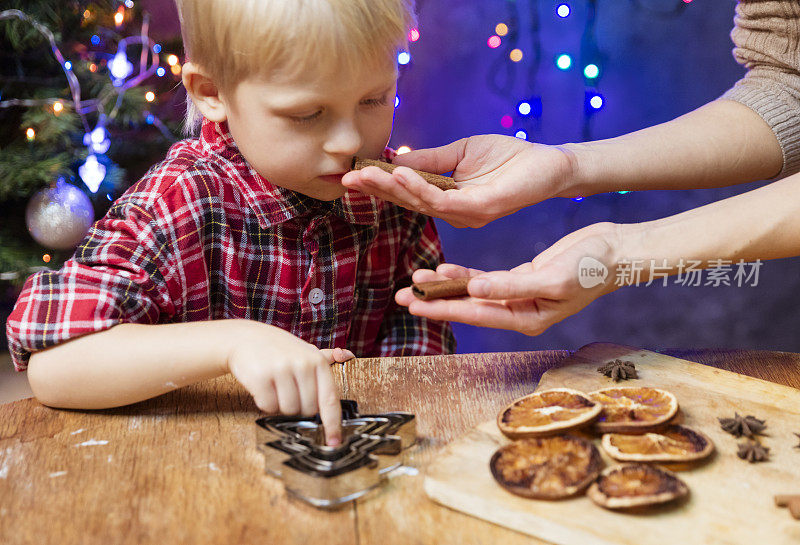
xmin=601 ymin=425 xmax=714 ymax=463
xmin=589 ymin=387 xmax=678 ymax=433
xmin=490 ymin=435 xmax=603 ymax=499
xmin=497 ymin=388 xmax=602 ymax=439
xmin=587 ymin=464 xmax=689 ymax=509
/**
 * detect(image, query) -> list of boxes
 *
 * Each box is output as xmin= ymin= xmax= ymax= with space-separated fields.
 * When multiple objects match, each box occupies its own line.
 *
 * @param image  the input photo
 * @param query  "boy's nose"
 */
xmin=323 ymin=120 xmax=363 ymax=157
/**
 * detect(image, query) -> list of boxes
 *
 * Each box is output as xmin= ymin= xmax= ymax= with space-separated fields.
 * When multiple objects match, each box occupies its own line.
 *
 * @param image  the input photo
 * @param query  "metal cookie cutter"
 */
xmin=255 ymin=400 xmax=416 ymax=508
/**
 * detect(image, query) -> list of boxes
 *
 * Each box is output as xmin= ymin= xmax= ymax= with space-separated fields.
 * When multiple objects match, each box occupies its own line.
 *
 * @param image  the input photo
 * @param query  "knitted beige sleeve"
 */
xmin=721 ymin=1 xmax=800 ymax=178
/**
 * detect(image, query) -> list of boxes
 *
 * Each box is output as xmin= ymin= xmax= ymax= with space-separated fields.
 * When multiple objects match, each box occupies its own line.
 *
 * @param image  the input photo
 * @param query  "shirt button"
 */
xmin=309 ymin=288 xmax=324 ymax=305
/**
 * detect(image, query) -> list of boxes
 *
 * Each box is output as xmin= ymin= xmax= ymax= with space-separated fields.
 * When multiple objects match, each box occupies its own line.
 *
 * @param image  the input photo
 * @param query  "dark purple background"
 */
xmin=146 ymin=0 xmax=800 ymax=354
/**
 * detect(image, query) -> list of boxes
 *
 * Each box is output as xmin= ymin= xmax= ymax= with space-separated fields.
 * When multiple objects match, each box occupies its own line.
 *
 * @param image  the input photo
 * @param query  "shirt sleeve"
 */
xmin=721 ymin=0 xmax=800 ymax=178
xmin=5 ymin=199 xmax=181 ymax=371
xmin=377 ymin=214 xmax=456 ymax=356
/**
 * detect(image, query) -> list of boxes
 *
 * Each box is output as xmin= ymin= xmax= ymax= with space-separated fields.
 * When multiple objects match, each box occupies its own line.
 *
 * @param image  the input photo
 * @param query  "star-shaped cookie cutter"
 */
xmin=255 ymin=400 xmax=416 ymax=508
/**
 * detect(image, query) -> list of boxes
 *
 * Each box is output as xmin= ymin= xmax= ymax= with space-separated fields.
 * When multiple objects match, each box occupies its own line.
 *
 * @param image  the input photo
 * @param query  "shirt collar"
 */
xmin=199 ymin=119 xmax=381 ymax=229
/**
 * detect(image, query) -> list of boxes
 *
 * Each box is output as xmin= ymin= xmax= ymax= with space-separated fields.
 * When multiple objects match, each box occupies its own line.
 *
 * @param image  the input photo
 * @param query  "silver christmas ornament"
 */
xmin=25 ymin=181 xmax=94 ymax=250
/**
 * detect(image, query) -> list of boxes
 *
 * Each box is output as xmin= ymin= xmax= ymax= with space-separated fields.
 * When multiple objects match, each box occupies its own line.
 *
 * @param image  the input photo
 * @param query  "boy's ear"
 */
xmin=182 ymin=62 xmax=227 ymax=122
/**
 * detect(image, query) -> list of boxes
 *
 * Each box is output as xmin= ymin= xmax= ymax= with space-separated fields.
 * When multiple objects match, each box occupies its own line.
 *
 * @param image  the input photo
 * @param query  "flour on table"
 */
xmin=75 ymin=439 xmax=109 ymax=447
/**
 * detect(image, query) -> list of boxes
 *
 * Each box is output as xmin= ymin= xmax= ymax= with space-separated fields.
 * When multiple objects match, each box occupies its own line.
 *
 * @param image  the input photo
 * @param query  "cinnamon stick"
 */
xmin=351 ymin=157 xmax=457 ymax=191
xmin=412 ymin=278 xmax=470 ymax=301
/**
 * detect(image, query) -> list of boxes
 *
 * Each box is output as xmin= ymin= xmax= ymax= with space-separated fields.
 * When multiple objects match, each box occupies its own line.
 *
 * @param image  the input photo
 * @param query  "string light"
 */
xmin=585 ymin=91 xmax=605 ymax=113
xmin=114 ymin=9 xmax=124 ymax=27
xmin=156 ymin=67 xmax=165 ymax=77
xmin=515 ymin=130 xmax=527 ymax=140
xmin=79 ymin=154 xmax=106 ymax=193
xmin=397 ymin=51 xmax=411 ymax=65
xmin=166 ymin=54 xmax=179 ymax=66
xmin=408 ymin=28 xmax=420 ymax=42
xmin=584 ymin=63 xmax=600 ymax=79
xmin=500 ymin=115 xmax=513 ymax=129
xmin=556 ymin=54 xmax=572 ymax=70
xmin=84 ymin=125 xmax=111 ymax=154
xmin=509 ymin=48 xmax=523 ymax=62
xmin=556 ymin=4 xmax=571 ymax=18
xmin=396 ymin=146 xmax=412 ymax=154
xmin=495 ymin=23 xmax=508 ymax=37
xmin=394 ymin=96 xmax=400 ymax=108
xmin=517 ymin=100 xmax=532 ymax=116
xmin=109 ymin=49 xmax=133 ymax=81
xmin=170 ymin=64 xmax=181 ymax=75
xmin=42 ymin=254 xmax=51 ymax=263
xmin=145 ymin=91 xmax=155 ymax=102
xmin=0 ymin=7 xmax=171 ymax=204
xmin=487 ymin=35 xmax=502 ymax=49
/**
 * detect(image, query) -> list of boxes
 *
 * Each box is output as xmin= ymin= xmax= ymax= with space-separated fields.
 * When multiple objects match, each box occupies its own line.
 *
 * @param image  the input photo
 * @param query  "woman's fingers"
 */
xmin=390 ymin=139 xmax=466 ymax=174
xmin=405 ymin=297 xmax=553 ymax=334
xmin=468 ymin=269 xmax=559 ymax=300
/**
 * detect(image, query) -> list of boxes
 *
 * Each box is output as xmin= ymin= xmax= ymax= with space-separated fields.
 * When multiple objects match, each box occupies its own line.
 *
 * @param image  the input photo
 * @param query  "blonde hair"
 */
xmin=175 ymin=0 xmax=416 ymax=133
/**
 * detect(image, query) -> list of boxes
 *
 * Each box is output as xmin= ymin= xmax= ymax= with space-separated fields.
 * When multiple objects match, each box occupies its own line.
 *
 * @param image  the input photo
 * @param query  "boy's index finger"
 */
xmin=316 ymin=364 xmax=343 ymax=446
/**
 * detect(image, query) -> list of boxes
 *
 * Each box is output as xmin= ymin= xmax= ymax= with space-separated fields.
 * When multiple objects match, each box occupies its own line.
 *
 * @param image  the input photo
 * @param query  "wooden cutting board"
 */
xmin=424 ymin=343 xmax=800 ymax=545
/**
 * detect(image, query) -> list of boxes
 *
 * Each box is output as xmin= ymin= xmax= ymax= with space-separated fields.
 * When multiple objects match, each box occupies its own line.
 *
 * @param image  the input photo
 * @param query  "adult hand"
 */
xmin=342 ymin=135 xmax=575 ymax=228
xmin=395 ymin=222 xmax=625 ymax=334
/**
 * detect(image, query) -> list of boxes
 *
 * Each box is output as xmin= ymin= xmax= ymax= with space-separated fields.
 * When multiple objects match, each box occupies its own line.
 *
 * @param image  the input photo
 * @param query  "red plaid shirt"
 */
xmin=6 ymin=120 xmax=455 ymax=371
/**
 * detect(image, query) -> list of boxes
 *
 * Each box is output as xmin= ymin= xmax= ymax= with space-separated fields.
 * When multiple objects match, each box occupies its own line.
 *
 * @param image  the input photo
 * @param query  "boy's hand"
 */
xmin=225 ymin=321 xmax=354 ymax=446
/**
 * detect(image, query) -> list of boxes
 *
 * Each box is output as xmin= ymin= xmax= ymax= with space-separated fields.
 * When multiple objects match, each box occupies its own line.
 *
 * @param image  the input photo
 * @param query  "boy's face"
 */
xmin=223 ymin=60 xmax=398 ymax=201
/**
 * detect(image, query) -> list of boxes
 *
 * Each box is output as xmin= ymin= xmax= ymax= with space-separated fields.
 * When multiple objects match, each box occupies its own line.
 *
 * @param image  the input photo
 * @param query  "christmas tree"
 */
xmin=0 ymin=0 xmax=183 ymax=285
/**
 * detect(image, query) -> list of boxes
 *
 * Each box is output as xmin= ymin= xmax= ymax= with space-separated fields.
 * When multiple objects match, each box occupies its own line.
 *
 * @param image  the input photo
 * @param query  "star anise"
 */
xmin=737 ymin=441 xmax=770 ymax=463
xmin=597 ymin=359 xmax=638 ymax=382
xmin=717 ymin=413 xmax=767 ymax=438
xmin=794 ymin=432 xmax=800 ymax=449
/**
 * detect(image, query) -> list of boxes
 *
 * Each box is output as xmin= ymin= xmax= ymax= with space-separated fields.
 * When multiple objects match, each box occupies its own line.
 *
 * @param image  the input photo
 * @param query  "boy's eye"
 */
xmin=291 ymin=110 xmax=323 ymax=124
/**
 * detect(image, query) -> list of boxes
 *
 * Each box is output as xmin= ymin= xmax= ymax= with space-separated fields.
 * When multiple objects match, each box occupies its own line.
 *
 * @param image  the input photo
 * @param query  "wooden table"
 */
xmin=1 ymin=347 xmax=799 ymax=544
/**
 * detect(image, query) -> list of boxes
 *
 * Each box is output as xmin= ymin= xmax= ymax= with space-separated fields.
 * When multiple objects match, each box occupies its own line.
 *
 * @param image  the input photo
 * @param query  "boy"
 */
xmin=5 ymin=0 xmax=454 ymax=446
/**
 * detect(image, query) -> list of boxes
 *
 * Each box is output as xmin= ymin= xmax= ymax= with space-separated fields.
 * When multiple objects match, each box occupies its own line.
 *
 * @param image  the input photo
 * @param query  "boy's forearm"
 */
xmin=616 ymin=172 xmax=800 ymax=274
xmin=26 ymin=320 xmax=242 ymax=409
xmin=562 ymin=99 xmax=783 ymax=197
